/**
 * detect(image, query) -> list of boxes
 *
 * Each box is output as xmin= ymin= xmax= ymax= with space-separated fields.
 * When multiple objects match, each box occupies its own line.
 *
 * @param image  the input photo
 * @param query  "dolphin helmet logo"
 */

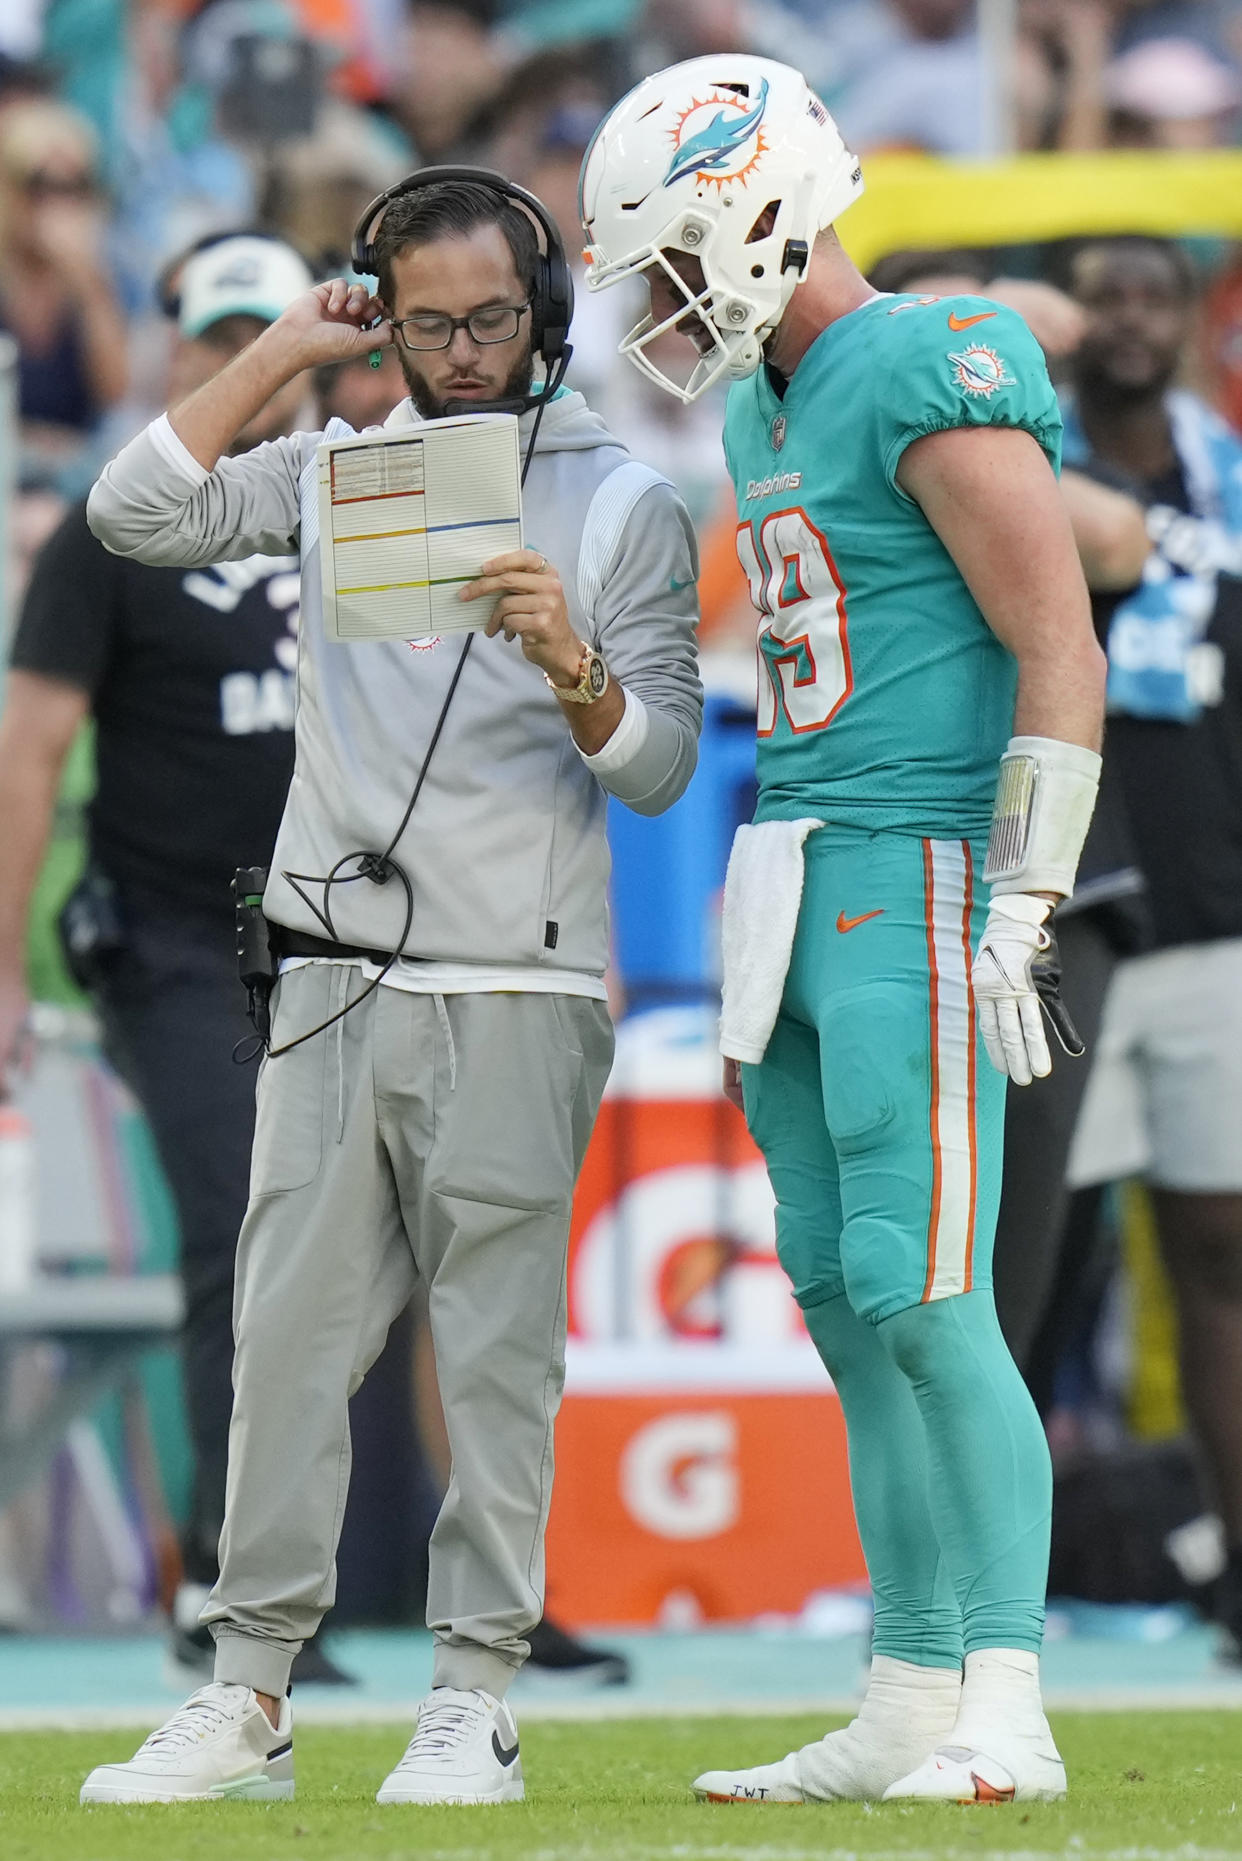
xmin=663 ymin=78 xmax=770 ymax=190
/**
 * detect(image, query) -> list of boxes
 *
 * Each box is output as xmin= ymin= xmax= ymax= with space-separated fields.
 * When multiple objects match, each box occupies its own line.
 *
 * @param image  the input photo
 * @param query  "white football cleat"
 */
xmin=693 ymin=1656 xmax=962 ymax=1804
xmin=80 ymin=1682 xmax=293 ymax=1803
xmin=882 ymin=1733 xmax=1067 ymax=1805
xmin=693 ymin=1751 xmax=805 ymax=1804
xmin=376 ymin=1687 xmax=524 ymax=1805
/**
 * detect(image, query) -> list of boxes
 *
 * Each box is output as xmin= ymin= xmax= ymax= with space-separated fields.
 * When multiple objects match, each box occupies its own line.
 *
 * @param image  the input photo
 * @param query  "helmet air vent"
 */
xmin=746 ymin=202 xmax=781 ymax=244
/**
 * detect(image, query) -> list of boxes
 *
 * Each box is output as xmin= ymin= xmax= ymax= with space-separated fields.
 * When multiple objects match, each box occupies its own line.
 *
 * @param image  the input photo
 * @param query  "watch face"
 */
xmin=587 ymin=655 xmax=607 ymax=697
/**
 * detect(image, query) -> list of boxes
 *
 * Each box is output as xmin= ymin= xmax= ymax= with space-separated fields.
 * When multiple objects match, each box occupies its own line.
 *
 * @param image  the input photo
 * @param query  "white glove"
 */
xmin=972 ymin=893 xmax=1084 ymax=1087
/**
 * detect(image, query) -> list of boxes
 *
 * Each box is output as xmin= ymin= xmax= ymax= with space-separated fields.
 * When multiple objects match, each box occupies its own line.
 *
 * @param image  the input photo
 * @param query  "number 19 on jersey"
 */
xmin=736 ymin=507 xmax=853 ymax=737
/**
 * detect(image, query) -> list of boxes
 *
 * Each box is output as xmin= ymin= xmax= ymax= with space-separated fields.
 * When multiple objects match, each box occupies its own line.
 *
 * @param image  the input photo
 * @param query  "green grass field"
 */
xmin=2 ymin=1712 xmax=1239 ymax=1861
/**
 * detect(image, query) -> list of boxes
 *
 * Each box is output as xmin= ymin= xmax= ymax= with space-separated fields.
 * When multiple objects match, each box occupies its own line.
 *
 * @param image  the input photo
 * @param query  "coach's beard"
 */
xmin=399 ymin=345 xmax=536 ymax=421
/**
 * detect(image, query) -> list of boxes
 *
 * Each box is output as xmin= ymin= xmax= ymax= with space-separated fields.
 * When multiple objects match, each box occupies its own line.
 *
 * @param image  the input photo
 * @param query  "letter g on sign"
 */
xmin=619 ymin=1412 xmax=739 ymax=1540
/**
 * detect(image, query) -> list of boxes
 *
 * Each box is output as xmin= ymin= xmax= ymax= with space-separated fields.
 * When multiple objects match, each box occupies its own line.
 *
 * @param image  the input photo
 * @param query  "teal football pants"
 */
xmin=742 ymin=827 xmax=1052 ymax=1661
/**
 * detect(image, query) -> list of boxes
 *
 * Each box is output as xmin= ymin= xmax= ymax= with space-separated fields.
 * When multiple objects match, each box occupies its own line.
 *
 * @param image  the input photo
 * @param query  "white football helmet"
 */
xmin=579 ymin=55 xmax=862 ymax=402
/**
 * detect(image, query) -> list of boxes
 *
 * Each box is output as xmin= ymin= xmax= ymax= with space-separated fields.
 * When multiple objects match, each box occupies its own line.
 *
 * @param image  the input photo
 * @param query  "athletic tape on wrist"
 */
xmin=983 ymin=735 xmax=1101 ymax=899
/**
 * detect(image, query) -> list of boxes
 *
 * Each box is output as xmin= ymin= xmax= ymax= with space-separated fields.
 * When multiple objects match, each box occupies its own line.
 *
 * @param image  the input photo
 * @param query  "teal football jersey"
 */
xmin=723 ymin=293 xmax=1062 ymax=837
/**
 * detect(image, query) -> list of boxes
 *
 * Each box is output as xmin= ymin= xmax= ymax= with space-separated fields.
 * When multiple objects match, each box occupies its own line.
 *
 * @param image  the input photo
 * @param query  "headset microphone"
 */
xmin=449 ymin=395 xmax=522 ymax=415
xmin=441 ymin=351 xmax=570 ymax=418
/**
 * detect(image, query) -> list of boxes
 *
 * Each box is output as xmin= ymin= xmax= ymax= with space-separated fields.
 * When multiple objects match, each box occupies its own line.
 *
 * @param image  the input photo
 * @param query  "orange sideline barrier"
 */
xmin=547 ymin=1081 xmax=866 ymax=1628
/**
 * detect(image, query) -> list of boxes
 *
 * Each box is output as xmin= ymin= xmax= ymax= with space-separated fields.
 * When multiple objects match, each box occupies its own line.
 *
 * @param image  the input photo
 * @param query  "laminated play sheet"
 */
xmin=317 ymin=412 xmax=522 ymax=641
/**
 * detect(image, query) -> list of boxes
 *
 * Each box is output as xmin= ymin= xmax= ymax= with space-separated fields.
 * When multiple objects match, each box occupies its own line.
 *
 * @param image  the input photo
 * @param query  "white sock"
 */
xmin=952 ymin=1648 xmax=1048 ymax=1746
xmin=796 ymin=1655 xmax=962 ymax=1800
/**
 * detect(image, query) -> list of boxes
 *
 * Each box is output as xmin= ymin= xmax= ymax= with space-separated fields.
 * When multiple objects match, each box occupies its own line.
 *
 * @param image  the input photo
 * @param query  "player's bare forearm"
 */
xmin=1011 ymin=641 xmax=1105 ymax=752
xmin=898 ymin=424 xmax=1107 ymax=752
xmin=170 ymin=280 xmax=390 ymax=471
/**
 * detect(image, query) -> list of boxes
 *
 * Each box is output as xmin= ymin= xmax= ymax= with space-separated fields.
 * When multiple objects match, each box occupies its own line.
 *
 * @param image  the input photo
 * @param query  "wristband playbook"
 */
xmin=983 ymin=734 xmax=1102 ymax=899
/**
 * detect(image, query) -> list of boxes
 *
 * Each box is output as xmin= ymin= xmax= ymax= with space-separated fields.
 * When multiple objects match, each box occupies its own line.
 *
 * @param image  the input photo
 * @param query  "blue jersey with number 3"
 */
xmin=723 ymin=293 xmax=1062 ymax=837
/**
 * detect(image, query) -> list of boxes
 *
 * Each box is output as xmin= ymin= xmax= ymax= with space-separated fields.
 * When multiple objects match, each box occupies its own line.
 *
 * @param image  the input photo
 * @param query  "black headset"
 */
xmin=350 ymin=165 xmax=574 ymax=409
xmin=157 ymin=226 xmax=312 ymax=323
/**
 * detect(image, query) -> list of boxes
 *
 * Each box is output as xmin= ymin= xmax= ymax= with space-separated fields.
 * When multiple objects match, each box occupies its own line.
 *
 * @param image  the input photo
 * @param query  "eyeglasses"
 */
xmin=392 ymin=302 xmax=529 ymax=352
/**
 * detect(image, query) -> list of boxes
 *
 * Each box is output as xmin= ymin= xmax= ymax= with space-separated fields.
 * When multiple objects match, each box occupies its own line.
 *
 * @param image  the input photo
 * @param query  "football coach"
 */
xmin=80 ymin=169 xmax=702 ymax=1808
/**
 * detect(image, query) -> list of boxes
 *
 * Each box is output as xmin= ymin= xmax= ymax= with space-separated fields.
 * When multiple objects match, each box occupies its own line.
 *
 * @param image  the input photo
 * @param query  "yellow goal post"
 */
xmin=837 ymin=149 xmax=1242 ymax=277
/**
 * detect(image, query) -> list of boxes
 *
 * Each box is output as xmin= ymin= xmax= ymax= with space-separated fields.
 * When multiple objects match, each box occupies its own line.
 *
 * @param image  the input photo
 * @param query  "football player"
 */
xmin=580 ymin=57 xmax=1106 ymax=1804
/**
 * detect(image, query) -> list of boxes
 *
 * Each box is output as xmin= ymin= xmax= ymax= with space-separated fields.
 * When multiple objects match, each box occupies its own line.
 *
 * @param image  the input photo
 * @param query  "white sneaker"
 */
xmin=80 ymin=1683 xmax=293 ymax=1804
xmin=376 ymin=1687 xmax=524 ymax=1805
xmin=693 ymin=1751 xmax=805 ymax=1803
xmin=882 ymin=1731 xmax=1067 ymax=1804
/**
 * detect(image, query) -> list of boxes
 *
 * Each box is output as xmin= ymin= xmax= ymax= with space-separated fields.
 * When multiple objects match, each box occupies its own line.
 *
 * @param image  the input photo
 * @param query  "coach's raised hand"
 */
xmin=170 ymin=280 xmax=392 ymax=472
xmin=283 ymin=279 xmax=394 ymax=365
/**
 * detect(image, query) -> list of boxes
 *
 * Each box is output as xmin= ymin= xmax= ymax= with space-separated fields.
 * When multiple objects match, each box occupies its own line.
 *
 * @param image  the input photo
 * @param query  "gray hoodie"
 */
xmin=86 ymin=390 xmax=702 ymax=978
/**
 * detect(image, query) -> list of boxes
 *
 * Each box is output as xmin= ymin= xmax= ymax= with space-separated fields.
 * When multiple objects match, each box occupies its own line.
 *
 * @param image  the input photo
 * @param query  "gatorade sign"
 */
xmin=545 ymin=1014 xmax=865 ymax=1626
xmin=620 ymin=1411 xmax=740 ymax=1540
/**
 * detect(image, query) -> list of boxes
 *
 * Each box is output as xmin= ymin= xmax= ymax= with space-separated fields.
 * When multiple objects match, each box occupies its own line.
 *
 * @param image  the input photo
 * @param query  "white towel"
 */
xmin=719 ymin=819 xmax=824 ymax=1063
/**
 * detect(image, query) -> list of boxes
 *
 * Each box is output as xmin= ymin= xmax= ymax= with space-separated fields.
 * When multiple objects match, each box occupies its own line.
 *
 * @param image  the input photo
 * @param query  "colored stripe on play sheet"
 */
xmin=336 ymin=574 xmax=478 ymax=594
xmin=335 ymin=526 xmax=429 ymax=542
xmin=426 ymin=516 xmax=515 ymax=533
xmin=332 ymin=487 xmax=426 ymax=505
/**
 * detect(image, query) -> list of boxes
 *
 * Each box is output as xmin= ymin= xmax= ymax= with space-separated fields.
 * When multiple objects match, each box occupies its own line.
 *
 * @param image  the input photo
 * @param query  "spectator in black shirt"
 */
xmin=0 ymin=230 xmax=364 ymax=1682
xmin=1054 ymin=236 xmax=1242 ymax=1650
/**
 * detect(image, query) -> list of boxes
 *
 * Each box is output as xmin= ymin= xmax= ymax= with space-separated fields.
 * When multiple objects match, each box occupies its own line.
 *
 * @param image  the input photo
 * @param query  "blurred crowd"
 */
xmin=4 ymin=0 xmax=1242 ymax=1641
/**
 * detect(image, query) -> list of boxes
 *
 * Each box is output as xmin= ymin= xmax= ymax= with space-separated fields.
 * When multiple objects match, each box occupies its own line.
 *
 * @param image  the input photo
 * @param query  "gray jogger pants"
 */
xmin=204 ymin=964 xmax=613 ymax=1699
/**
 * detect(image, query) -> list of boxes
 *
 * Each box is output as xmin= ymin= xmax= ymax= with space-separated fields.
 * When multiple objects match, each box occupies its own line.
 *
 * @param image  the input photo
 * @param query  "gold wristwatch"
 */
xmin=547 ymin=640 xmax=610 ymax=705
